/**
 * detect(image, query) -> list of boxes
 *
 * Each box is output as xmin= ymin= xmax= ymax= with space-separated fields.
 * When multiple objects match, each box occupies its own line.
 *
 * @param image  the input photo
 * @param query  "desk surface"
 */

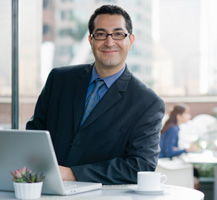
xmin=0 ymin=185 xmax=204 ymax=200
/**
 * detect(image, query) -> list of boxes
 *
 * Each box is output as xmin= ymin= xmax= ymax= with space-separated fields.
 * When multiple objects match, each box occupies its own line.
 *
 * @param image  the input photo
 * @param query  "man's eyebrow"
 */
xmin=113 ymin=28 xmax=125 ymax=31
xmin=94 ymin=28 xmax=106 ymax=32
xmin=94 ymin=27 xmax=125 ymax=32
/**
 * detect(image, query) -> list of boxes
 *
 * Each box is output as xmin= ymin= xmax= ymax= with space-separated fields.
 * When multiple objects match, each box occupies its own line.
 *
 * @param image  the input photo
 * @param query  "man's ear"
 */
xmin=128 ymin=34 xmax=135 ymax=50
xmin=129 ymin=34 xmax=135 ymax=45
xmin=88 ymin=35 xmax=92 ymax=45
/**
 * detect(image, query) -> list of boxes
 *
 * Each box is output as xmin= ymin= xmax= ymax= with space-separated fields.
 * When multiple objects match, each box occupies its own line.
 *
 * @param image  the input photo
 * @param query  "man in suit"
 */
xmin=26 ymin=5 xmax=165 ymax=184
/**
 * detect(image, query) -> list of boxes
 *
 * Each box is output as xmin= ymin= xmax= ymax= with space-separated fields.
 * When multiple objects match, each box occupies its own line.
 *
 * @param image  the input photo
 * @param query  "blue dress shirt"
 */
xmin=85 ymin=65 xmax=126 ymax=105
xmin=159 ymin=125 xmax=187 ymax=158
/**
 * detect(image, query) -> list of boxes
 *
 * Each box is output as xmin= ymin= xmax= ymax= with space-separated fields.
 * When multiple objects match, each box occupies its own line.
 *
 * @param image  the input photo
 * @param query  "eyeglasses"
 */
xmin=91 ymin=32 xmax=130 ymax=40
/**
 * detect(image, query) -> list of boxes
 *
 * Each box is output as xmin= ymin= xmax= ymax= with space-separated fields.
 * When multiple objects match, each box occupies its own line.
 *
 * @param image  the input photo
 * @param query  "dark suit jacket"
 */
xmin=26 ymin=64 xmax=165 ymax=184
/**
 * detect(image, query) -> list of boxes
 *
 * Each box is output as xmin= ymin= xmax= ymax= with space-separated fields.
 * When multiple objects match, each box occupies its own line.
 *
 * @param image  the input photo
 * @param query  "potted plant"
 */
xmin=11 ymin=167 xmax=45 ymax=199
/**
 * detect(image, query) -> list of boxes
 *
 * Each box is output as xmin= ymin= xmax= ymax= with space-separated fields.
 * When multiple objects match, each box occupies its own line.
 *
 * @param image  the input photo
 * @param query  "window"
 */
xmin=0 ymin=1 xmax=11 ymax=129
xmin=2 ymin=0 xmax=217 ymax=129
xmin=43 ymin=0 xmax=52 ymax=9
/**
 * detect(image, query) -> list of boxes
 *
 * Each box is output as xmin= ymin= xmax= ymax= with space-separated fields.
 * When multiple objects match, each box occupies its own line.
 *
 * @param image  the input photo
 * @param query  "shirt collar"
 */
xmin=90 ymin=65 xmax=126 ymax=88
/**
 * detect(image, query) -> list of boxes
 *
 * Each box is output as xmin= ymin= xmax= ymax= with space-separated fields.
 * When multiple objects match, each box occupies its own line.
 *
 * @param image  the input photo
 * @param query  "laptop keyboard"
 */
xmin=63 ymin=182 xmax=136 ymax=190
xmin=102 ymin=184 xmax=136 ymax=190
xmin=63 ymin=182 xmax=135 ymax=190
xmin=63 ymin=181 xmax=77 ymax=189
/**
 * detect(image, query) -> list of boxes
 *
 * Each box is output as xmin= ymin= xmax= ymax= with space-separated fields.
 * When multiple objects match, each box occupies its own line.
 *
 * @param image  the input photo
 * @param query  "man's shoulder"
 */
xmin=44 ymin=64 xmax=93 ymax=86
xmin=129 ymin=74 xmax=162 ymax=101
xmin=52 ymin=64 xmax=92 ymax=75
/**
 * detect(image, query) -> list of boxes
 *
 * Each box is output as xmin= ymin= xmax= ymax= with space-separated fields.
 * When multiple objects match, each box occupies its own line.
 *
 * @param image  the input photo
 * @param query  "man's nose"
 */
xmin=104 ymin=35 xmax=115 ymax=46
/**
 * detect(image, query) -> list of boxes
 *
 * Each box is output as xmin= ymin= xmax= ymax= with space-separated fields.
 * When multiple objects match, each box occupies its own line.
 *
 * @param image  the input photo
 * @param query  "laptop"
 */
xmin=0 ymin=129 xmax=102 ymax=195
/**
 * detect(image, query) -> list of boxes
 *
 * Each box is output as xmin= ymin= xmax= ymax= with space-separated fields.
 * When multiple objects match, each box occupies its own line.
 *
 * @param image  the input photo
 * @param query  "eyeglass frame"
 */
xmin=90 ymin=32 xmax=130 ymax=40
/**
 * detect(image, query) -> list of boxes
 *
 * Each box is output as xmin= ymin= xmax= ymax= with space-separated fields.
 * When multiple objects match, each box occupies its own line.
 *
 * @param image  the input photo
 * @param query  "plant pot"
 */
xmin=13 ymin=182 xmax=43 ymax=199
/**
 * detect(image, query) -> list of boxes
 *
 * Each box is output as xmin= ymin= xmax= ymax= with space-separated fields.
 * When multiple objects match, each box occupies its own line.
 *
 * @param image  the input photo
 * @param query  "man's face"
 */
xmin=88 ymin=14 xmax=135 ymax=74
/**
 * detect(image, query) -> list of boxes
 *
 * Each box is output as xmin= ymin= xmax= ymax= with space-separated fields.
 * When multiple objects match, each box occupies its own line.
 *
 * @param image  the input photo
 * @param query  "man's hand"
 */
xmin=59 ymin=165 xmax=77 ymax=181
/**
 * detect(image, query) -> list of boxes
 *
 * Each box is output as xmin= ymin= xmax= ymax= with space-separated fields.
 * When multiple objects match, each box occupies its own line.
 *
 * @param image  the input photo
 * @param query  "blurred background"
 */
xmin=1 ymin=0 xmax=217 ymax=129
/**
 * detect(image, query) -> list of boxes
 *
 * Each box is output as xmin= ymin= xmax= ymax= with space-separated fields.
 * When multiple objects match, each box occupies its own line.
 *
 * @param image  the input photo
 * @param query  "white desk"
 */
xmin=181 ymin=150 xmax=217 ymax=200
xmin=0 ymin=185 xmax=204 ymax=200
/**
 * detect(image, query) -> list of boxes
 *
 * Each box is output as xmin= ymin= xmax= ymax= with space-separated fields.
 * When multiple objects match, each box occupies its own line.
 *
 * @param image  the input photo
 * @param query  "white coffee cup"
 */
xmin=137 ymin=171 xmax=167 ymax=191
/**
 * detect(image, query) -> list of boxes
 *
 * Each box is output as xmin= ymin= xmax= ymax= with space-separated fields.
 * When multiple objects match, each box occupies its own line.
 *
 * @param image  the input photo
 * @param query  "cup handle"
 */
xmin=160 ymin=174 xmax=167 ymax=184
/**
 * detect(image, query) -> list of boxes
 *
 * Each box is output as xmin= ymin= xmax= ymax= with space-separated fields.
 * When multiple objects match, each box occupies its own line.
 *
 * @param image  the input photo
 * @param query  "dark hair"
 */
xmin=161 ymin=104 xmax=188 ymax=134
xmin=88 ymin=5 xmax=133 ymax=35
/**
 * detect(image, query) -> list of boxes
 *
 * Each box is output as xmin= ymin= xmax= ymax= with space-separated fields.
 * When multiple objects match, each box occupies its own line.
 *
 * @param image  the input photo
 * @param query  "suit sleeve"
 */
xmin=71 ymin=98 xmax=165 ymax=184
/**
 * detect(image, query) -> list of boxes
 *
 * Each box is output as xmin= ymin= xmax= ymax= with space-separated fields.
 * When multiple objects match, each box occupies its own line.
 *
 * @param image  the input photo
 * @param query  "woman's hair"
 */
xmin=161 ymin=104 xmax=188 ymax=134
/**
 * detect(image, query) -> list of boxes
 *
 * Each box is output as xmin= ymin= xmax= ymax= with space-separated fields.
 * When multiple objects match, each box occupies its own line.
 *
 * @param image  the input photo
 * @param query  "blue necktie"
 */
xmin=80 ymin=79 xmax=104 ymax=126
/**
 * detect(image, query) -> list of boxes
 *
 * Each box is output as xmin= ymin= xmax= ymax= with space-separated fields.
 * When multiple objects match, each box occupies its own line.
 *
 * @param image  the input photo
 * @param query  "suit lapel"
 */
xmin=80 ymin=67 xmax=132 ymax=130
xmin=73 ymin=65 xmax=92 ymax=133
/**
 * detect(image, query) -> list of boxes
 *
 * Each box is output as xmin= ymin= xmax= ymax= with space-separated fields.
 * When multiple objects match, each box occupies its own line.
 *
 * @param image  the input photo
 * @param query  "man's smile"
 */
xmin=102 ymin=50 xmax=118 ymax=54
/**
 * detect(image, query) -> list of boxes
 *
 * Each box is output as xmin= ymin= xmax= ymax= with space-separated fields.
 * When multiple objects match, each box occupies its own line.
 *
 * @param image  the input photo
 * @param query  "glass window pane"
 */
xmin=19 ymin=0 xmax=217 ymax=130
xmin=154 ymin=0 xmax=217 ymax=96
xmin=19 ymin=0 xmax=43 ymax=128
xmin=0 ymin=0 xmax=11 ymax=129
xmin=39 ymin=0 xmax=217 ymax=97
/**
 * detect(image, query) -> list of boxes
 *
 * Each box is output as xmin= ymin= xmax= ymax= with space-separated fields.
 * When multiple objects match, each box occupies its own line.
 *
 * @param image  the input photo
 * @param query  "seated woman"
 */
xmin=159 ymin=104 xmax=196 ymax=158
xmin=159 ymin=104 xmax=199 ymax=189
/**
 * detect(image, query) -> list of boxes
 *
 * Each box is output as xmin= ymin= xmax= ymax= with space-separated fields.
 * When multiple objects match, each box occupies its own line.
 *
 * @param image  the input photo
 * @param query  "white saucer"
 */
xmin=128 ymin=185 xmax=170 ymax=195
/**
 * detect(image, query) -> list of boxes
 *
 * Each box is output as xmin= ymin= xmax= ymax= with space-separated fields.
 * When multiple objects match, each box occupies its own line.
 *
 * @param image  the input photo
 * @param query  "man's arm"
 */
xmin=69 ymin=98 xmax=165 ymax=184
xmin=26 ymin=67 xmax=165 ymax=184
